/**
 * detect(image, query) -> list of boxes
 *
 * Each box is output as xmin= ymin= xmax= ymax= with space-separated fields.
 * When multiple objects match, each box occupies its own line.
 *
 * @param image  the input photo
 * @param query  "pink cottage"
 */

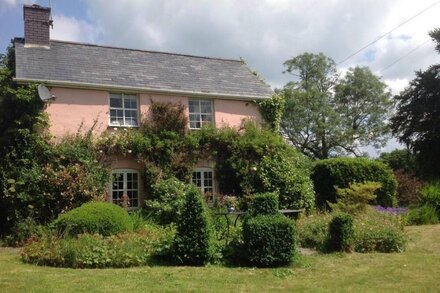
xmin=13 ymin=4 xmax=273 ymax=207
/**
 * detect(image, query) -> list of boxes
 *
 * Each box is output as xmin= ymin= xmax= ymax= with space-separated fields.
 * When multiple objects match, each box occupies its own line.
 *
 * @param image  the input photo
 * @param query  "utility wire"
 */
xmin=379 ymin=39 xmax=431 ymax=73
xmin=336 ymin=0 xmax=440 ymax=65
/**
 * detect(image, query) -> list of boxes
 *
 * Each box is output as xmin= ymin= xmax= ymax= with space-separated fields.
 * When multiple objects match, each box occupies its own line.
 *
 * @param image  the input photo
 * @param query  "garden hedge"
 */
xmin=54 ymin=202 xmax=133 ymax=236
xmin=248 ymin=192 xmax=279 ymax=217
xmin=311 ymin=157 xmax=397 ymax=208
xmin=327 ymin=213 xmax=354 ymax=252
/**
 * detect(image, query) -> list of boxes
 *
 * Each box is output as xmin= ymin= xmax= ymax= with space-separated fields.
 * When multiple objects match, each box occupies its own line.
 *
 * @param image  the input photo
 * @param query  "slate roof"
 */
xmin=14 ymin=38 xmax=273 ymax=99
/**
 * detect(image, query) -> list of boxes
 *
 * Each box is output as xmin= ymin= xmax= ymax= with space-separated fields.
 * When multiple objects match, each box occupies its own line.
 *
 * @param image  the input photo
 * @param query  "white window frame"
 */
xmin=109 ymin=169 xmax=140 ymax=209
xmin=188 ymin=99 xmax=214 ymax=129
xmin=109 ymin=93 xmax=140 ymax=127
xmin=192 ymin=167 xmax=215 ymax=200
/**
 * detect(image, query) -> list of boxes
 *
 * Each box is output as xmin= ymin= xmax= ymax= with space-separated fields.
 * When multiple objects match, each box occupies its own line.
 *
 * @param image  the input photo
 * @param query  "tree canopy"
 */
xmin=391 ymin=29 xmax=440 ymax=178
xmin=281 ymin=52 xmax=392 ymax=159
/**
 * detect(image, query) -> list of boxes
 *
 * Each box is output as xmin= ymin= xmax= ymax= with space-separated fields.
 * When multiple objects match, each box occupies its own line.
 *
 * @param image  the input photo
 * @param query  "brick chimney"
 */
xmin=23 ymin=4 xmax=52 ymax=47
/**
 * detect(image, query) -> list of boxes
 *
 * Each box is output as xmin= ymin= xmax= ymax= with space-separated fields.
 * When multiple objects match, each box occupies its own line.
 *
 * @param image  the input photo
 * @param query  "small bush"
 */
xmin=354 ymin=209 xmax=406 ymax=253
xmin=394 ymin=170 xmax=424 ymax=206
xmin=329 ymin=182 xmax=380 ymax=215
xmin=312 ymin=157 xmax=397 ymax=208
xmin=55 ymin=202 xmax=133 ymax=236
xmin=419 ymin=181 xmax=440 ymax=218
xmin=21 ymin=225 xmax=174 ymax=268
xmin=296 ymin=208 xmax=406 ymax=253
xmin=173 ymin=187 xmax=214 ymax=266
xmin=406 ymin=205 xmax=439 ymax=225
xmin=248 ymin=192 xmax=279 ymax=217
xmin=145 ymin=177 xmax=190 ymax=225
xmin=296 ymin=212 xmax=332 ymax=250
xmin=327 ymin=213 xmax=354 ymax=252
xmin=243 ymin=214 xmax=296 ymax=267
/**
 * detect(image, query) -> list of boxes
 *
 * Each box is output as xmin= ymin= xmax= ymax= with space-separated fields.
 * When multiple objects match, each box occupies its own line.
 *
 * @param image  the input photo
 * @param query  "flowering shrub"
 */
xmin=21 ymin=224 xmax=175 ymax=268
xmin=296 ymin=207 xmax=406 ymax=253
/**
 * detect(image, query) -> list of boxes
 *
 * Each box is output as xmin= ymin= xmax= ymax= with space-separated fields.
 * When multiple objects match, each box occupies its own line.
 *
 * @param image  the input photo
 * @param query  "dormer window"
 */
xmin=188 ymin=99 xmax=213 ymax=129
xmin=109 ymin=93 xmax=139 ymax=127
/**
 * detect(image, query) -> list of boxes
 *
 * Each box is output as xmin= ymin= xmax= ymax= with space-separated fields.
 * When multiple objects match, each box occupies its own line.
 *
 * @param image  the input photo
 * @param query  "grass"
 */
xmin=1 ymin=225 xmax=440 ymax=292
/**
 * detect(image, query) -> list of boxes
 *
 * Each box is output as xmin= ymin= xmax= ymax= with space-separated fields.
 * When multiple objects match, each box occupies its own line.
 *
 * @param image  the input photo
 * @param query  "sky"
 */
xmin=1 ymin=0 xmax=440 ymax=155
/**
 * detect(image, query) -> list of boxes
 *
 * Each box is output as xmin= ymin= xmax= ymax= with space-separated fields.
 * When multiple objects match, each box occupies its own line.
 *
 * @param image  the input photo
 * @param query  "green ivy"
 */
xmin=257 ymin=94 xmax=285 ymax=132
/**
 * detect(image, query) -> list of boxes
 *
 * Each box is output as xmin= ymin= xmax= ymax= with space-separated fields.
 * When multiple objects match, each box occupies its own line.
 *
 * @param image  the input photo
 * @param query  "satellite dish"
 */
xmin=37 ymin=84 xmax=54 ymax=101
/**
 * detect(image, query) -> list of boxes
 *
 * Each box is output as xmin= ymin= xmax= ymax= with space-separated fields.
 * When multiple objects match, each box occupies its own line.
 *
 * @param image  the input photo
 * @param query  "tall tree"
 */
xmin=334 ymin=66 xmax=392 ymax=153
xmin=391 ymin=29 xmax=440 ymax=178
xmin=281 ymin=53 xmax=341 ymax=159
xmin=281 ymin=53 xmax=393 ymax=159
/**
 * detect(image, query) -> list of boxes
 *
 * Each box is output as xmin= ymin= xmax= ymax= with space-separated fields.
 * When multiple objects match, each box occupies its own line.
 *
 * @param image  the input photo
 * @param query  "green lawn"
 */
xmin=1 ymin=225 xmax=440 ymax=292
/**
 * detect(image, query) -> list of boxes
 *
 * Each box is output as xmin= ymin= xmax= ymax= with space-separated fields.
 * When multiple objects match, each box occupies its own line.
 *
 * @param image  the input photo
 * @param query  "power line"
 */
xmin=336 ymin=0 xmax=440 ymax=66
xmin=379 ymin=39 xmax=431 ymax=73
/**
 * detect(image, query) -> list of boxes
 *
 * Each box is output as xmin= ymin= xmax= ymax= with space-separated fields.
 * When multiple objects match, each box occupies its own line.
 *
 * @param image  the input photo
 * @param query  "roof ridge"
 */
xmin=45 ymin=39 xmax=243 ymax=63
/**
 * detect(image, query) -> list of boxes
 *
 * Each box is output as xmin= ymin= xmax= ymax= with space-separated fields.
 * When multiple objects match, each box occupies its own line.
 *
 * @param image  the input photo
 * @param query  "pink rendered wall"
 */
xmin=46 ymin=87 xmax=263 ymax=137
xmin=47 ymin=88 xmax=109 ymax=137
xmin=214 ymin=99 xmax=262 ymax=128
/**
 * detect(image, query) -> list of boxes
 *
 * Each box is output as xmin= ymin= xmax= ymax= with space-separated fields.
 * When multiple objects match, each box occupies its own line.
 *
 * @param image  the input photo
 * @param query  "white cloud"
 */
xmin=81 ymin=0 xmax=440 ymax=91
xmin=51 ymin=14 xmax=101 ymax=43
xmin=0 ymin=0 xmax=32 ymax=9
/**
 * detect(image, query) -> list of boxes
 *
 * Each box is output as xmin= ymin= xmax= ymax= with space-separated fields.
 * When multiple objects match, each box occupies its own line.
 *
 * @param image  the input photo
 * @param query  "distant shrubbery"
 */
xmin=312 ymin=157 xmax=397 ymax=208
xmin=406 ymin=181 xmax=440 ymax=225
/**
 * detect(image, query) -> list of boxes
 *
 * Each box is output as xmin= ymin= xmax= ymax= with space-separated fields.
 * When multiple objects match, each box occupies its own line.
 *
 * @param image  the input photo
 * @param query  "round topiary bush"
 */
xmin=311 ymin=157 xmax=397 ymax=208
xmin=54 ymin=202 xmax=133 ymax=236
xmin=243 ymin=214 xmax=296 ymax=267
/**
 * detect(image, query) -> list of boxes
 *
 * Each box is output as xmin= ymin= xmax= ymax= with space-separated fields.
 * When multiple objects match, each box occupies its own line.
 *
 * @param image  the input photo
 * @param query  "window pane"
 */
xmin=110 ymin=94 xmax=122 ymax=108
xmin=190 ymin=121 xmax=201 ymax=129
xmin=200 ymin=101 xmax=212 ymax=114
xmin=189 ymin=100 xmax=200 ymax=113
xmin=201 ymin=114 xmax=212 ymax=122
xmin=124 ymin=97 xmax=137 ymax=109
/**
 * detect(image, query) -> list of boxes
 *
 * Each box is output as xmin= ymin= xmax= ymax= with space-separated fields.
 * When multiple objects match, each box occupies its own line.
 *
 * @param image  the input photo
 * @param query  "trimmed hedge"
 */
xmin=327 ymin=213 xmax=354 ymax=252
xmin=54 ymin=202 xmax=133 ymax=236
xmin=248 ymin=192 xmax=279 ymax=217
xmin=311 ymin=158 xmax=397 ymax=208
xmin=243 ymin=214 xmax=296 ymax=267
xmin=173 ymin=187 xmax=213 ymax=266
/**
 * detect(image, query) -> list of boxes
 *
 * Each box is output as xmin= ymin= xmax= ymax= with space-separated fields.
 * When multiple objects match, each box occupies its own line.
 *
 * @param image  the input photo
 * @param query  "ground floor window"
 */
xmin=192 ymin=168 xmax=214 ymax=198
xmin=111 ymin=169 xmax=139 ymax=208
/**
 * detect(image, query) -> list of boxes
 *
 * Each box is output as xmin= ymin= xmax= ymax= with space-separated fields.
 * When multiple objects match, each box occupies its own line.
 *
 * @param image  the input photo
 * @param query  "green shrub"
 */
xmin=145 ymin=177 xmax=190 ymax=225
xmin=312 ymin=157 xmax=397 ymax=208
xmin=296 ymin=208 xmax=406 ymax=253
xmin=243 ymin=214 xmax=296 ymax=267
xmin=406 ymin=205 xmax=439 ymax=225
xmin=198 ymin=123 xmax=315 ymax=211
xmin=379 ymin=149 xmax=418 ymax=174
xmin=248 ymin=192 xmax=279 ymax=217
xmin=55 ymin=202 xmax=133 ymax=236
xmin=21 ymin=225 xmax=174 ymax=268
xmin=296 ymin=212 xmax=332 ymax=250
xmin=329 ymin=182 xmax=381 ymax=214
xmin=327 ymin=213 xmax=354 ymax=252
xmin=354 ymin=209 xmax=406 ymax=253
xmin=173 ymin=187 xmax=214 ymax=266
xmin=419 ymin=181 xmax=440 ymax=218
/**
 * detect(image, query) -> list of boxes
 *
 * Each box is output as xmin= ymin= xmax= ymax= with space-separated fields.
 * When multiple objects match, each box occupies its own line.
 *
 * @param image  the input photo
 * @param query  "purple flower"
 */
xmin=374 ymin=205 xmax=408 ymax=216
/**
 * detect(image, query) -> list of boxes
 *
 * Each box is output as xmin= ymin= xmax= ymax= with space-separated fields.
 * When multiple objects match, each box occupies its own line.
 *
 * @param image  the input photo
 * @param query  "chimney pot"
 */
xmin=23 ymin=4 xmax=51 ymax=47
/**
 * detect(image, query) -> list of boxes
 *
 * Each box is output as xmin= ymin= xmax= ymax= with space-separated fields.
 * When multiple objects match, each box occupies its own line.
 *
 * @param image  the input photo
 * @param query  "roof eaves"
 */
xmin=13 ymin=77 xmax=272 ymax=100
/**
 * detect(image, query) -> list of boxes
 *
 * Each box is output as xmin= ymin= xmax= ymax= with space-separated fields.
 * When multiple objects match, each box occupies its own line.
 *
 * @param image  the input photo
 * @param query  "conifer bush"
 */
xmin=173 ymin=187 xmax=214 ymax=266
